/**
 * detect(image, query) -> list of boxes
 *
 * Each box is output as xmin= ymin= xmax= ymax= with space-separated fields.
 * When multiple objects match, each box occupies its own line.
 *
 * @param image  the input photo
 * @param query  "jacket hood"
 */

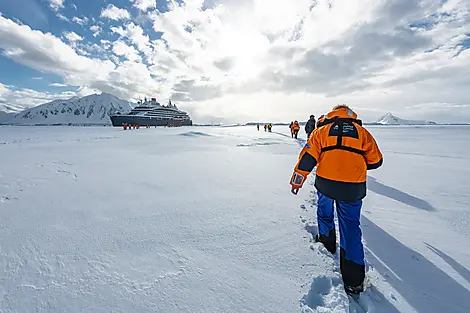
xmin=326 ymin=107 xmax=358 ymax=120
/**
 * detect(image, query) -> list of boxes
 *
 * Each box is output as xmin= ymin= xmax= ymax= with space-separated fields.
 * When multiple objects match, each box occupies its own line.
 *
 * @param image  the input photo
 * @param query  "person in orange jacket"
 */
xmin=289 ymin=104 xmax=383 ymax=296
xmin=292 ymin=121 xmax=300 ymax=139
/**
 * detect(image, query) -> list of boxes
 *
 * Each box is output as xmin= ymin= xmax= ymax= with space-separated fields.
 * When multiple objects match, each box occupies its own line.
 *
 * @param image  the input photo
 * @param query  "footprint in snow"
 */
xmin=57 ymin=169 xmax=78 ymax=179
xmin=301 ymin=275 xmax=349 ymax=313
xmin=1 ymin=195 xmax=18 ymax=202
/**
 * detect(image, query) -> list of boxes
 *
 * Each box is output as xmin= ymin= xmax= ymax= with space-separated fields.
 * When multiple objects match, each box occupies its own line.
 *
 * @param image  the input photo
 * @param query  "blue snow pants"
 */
xmin=317 ymin=191 xmax=364 ymax=266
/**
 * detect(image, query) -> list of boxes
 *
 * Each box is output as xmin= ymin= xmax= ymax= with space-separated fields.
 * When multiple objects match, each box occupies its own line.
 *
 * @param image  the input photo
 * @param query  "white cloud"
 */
xmin=82 ymin=43 xmax=107 ymax=55
xmin=131 ymin=0 xmax=156 ymax=12
xmin=1 ymin=0 xmax=470 ymax=123
xmin=111 ymin=23 xmax=153 ymax=59
xmin=0 ymin=82 xmax=76 ymax=108
xmin=112 ymin=41 xmax=142 ymax=62
xmin=100 ymin=4 xmax=130 ymax=21
xmin=63 ymin=31 xmax=83 ymax=42
xmin=48 ymin=0 xmax=64 ymax=11
xmin=100 ymin=39 xmax=112 ymax=50
xmin=90 ymin=25 xmax=101 ymax=37
xmin=49 ymin=83 xmax=69 ymax=87
xmin=72 ymin=16 xmax=89 ymax=25
xmin=0 ymin=15 xmax=115 ymax=90
xmin=57 ymin=13 xmax=70 ymax=22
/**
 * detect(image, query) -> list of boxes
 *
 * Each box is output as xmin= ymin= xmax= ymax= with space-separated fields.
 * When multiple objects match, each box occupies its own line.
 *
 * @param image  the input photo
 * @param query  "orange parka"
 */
xmin=290 ymin=107 xmax=383 ymax=201
xmin=292 ymin=121 xmax=300 ymax=131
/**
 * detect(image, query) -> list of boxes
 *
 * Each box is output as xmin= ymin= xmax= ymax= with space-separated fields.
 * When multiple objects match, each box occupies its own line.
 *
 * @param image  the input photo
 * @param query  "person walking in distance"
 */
xmin=289 ymin=104 xmax=383 ymax=296
xmin=292 ymin=121 xmax=300 ymax=139
xmin=305 ymin=115 xmax=316 ymax=139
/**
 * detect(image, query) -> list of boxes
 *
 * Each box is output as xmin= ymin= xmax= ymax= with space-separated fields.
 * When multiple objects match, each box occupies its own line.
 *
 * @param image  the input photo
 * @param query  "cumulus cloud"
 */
xmin=48 ymin=0 xmax=64 ymax=11
xmin=100 ymin=4 xmax=130 ymax=21
xmin=154 ymin=0 xmax=470 ymax=122
xmin=90 ymin=25 xmax=101 ymax=37
xmin=72 ymin=16 xmax=89 ymax=25
xmin=0 ymin=15 xmax=165 ymax=101
xmin=111 ymin=23 xmax=153 ymax=59
xmin=0 ymin=82 xmax=76 ymax=108
xmin=1 ymin=0 xmax=470 ymax=123
xmin=57 ymin=13 xmax=70 ymax=22
xmin=0 ymin=16 xmax=113 ymax=88
xmin=63 ymin=31 xmax=83 ymax=42
xmin=131 ymin=0 xmax=156 ymax=12
xmin=49 ymin=83 xmax=69 ymax=87
xmin=112 ymin=41 xmax=142 ymax=62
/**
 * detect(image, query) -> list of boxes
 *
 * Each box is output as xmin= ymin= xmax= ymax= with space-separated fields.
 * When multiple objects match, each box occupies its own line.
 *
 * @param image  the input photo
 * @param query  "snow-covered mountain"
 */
xmin=0 ymin=103 xmax=26 ymax=114
xmin=6 ymin=93 xmax=133 ymax=125
xmin=376 ymin=112 xmax=436 ymax=125
xmin=0 ymin=103 xmax=25 ymax=123
xmin=0 ymin=111 xmax=15 ymax=123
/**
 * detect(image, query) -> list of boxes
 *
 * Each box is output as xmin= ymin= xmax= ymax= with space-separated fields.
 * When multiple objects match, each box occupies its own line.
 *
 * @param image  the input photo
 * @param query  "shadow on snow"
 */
xmin=425 ymin=243 xmax=470 ymax=285
xmin=367 ymin=177 xmax=437 ymax=212
xmin=362 ymin=216 xmax=470 ymax=313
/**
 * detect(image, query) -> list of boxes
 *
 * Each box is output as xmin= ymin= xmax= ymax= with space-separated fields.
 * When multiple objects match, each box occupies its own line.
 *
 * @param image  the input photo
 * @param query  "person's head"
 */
xmin=331 ymin=104 xmax=357 ymax=118
xmin=332 ymin=104 xmax=351 ymax=111
xmin=310 ymin=115 xmax=315 ymax=119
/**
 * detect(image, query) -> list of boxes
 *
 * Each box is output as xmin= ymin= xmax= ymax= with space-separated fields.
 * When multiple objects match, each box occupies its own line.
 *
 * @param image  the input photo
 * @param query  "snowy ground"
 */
xmin=0 ymin=125 xmax=469 ymax=313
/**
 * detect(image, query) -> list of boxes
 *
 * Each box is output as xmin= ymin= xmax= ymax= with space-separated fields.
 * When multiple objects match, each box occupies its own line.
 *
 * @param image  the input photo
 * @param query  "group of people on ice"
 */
xmin=257 ymin=124 xmax=273 ymax=132
xmin=290 ymin=104 xmax=383 ymax=296
xmin=288 ymin=114 xmax=317 ymax=139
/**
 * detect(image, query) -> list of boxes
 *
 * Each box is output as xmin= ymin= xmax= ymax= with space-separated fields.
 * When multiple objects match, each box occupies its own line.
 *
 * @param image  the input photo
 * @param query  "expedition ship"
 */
xmin=110 ymin=98 xmax=192 ymax=127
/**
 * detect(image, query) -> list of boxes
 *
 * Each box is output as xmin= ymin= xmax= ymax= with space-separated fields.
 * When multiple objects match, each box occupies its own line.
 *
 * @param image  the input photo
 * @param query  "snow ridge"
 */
xmin=4 ymin=93 xmax=133 ymax=125
xmin=0 ymin=103 xmax=26 ymax=114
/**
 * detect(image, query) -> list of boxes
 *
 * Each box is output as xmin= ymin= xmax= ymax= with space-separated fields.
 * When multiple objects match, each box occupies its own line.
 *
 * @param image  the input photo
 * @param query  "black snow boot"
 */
xmin=314 ymin=228 xmax=336 ymax=254
xmin=344 ymin=284 xmax=364 ymax=296
xmin=340 ymin=248 xmax=365 ymax=295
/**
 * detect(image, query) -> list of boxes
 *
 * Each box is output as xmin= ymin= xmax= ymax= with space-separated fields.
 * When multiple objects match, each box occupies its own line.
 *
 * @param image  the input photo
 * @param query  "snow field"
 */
xmin=0 ymin=125 xmax=469 ymax=312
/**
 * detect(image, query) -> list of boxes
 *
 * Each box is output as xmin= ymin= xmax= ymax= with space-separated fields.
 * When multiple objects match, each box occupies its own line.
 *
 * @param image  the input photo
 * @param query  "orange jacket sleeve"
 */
xmin=363 ymin=129 xmax=383 ymax=170
xmin=290 ymin=130 xmax=322 ymax=188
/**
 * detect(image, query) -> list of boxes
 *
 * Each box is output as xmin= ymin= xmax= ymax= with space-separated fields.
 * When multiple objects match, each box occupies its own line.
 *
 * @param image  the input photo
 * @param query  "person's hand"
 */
xmin=291 ymin=186 xmax=300 ymax=195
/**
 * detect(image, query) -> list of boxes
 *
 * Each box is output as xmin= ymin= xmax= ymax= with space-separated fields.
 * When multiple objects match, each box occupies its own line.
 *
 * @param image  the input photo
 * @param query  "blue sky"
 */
xmin=0 ymin=0 xmax=469 ymax=123
xmin=0 ymin=0 xmax=168 ymax=92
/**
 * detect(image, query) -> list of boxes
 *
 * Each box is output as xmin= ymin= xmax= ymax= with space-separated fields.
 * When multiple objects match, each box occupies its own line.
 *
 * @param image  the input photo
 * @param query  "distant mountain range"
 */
xmin=367 ymin=112 xmax=437 ymax=125
xmin=247 ymin=112 xmax=440 ymax=126
xmin=0 ymin=97 xmax=466 ymax=126
xmin=1 ymin=93 xmax=133 ymax=126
